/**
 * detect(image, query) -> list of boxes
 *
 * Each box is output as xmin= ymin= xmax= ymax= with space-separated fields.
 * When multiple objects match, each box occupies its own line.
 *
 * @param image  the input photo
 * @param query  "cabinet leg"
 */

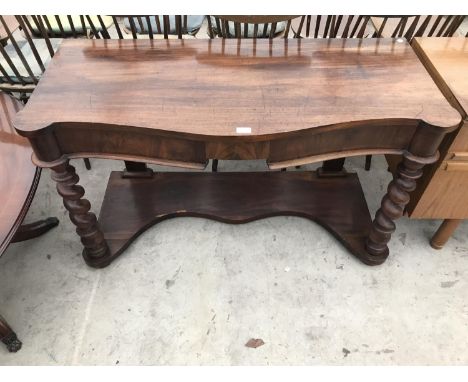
xmin=365 ymin=151 xmax=434 ymax=264
xmin=50 ymin=160 xmax=111 ymax=268
xmin=0 ymin=315 xmax=22 ymax=353
xmin=430 ymin=219 xmax=462 ymax=250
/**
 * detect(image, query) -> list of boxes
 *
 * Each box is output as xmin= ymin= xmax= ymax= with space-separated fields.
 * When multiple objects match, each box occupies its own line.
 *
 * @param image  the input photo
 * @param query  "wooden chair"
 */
xmin=371 ymin=15 xmax=466 ymax=41
xmin=206 ymin=16 xmax=300 ymax=172
xmin=0 ymin=91 xmax=59 ymax=352
xmin=0 ymin=15 xmax=116 ymax=97
xmin=207 ymin=15 xmax=299 ymax=39
xmin=119 ymin=15 xmax=205 ymax=38
xmin=9 ymin=15 xmax=117 ymax=171
xmin=97 ymin=15 xmax=203 ymax=40
xmin=292 ymin=15 xmax=373 ymax=38
xmin=22 ymin=15 xmax=113 ymax=38
xmin=0 ymin=15 xmax=62 ymax=98
xmin=0 ymin=16 xmax=20 ymax=46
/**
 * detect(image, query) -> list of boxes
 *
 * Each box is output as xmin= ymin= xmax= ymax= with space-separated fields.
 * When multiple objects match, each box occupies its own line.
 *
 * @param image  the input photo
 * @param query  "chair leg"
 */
xmin=212 ymin=159 xmax=219 ymax=172
xmin=430 ymin=219 xmax=462 ymax=250
xmin=365 ymin=155 xmax=372 ymax=171
xmin=11 ymin=217 xmax=59 ymax=243
xmin=83 ymin=158 xmax=91 ymax=170
xmin=0 ymin=315 xmax=22 ymax=353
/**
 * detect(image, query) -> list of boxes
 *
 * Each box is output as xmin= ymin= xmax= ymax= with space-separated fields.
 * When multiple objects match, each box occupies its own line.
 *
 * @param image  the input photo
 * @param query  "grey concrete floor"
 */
xmin=0 ymin=156 xmax=467 ymax=365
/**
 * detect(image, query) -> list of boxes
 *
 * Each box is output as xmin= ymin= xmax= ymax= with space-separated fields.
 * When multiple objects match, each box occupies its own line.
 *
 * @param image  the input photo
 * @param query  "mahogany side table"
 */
xmin=13 ymin=38 xmax=461 ymax=268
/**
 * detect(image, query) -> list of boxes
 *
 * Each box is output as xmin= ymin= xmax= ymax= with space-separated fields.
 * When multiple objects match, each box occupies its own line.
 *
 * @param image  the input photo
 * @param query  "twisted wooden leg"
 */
xmin=0 ymin=315 xmax=21 ymax=353
xmin=51 ymin=160 xmax=111 ymax=268
xmin=365 ymin=151 xmax=438 ymax=264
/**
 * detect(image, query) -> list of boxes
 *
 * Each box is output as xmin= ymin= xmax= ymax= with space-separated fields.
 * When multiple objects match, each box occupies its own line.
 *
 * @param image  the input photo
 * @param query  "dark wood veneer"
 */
xmin=13 ymin=38 xmax=461 ymax=267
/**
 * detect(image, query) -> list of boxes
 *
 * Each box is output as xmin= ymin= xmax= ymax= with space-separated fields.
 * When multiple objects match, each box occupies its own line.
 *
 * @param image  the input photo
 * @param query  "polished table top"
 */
xmin=15 ymin=38 xmax=460 ymax=139
xmin=413 ymin=37 xmax=468 ymax=119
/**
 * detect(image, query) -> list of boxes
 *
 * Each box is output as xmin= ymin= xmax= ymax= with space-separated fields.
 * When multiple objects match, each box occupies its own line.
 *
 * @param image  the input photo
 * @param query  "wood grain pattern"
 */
xmin=98 ymin=171 xmax=381 ymax=265
xmin=407 ymin=38 xmax=468 ymax=219
xmin=12 ymin=38 xmax=463 ymax=266
xmin=412 ymin=37 xmax=468 ymax=118
xmin=15 ymin=38 xmax=460 ymax=139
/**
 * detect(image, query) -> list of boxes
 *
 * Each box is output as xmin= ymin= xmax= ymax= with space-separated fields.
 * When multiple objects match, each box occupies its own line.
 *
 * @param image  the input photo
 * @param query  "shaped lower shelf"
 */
xmin=96 ymin=170 xmax=379 ymax=266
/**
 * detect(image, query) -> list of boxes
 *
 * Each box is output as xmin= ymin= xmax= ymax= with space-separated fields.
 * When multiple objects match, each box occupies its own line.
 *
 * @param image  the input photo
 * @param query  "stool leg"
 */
xmin=430 ymin=219 xmax=462 ymax=250
xmin=0 ymin=315 xmax=22 ymax=353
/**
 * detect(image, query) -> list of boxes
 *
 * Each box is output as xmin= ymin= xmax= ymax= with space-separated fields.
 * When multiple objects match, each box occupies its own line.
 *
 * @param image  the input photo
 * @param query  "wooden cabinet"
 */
xmin=402 ymin=37 xmax=468 ymax=247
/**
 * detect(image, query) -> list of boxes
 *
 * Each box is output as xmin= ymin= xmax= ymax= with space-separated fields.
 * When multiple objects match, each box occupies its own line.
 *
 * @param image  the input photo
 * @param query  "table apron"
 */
xmin=29 ymin=121 xmax=420 ymax=168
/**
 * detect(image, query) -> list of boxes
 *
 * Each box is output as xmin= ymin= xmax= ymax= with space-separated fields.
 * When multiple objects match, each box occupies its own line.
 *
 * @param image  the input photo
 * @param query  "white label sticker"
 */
xmin=236 ymin=127 xmax=252 ymax=134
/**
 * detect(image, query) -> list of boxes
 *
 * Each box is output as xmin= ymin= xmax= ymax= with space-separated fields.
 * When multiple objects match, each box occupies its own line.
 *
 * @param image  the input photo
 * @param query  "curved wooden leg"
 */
xmin=0 ymin=315 xmax=22 ymax=353
xmin=50 ymin=160 xmax=111 ymax=268
xmin=365 ymin=151 xmax=435 ymax=264
xmin=11 ymin=217 xmax=59 ymax=243
xmin=430 ymin=219 xmax=462 ymax=249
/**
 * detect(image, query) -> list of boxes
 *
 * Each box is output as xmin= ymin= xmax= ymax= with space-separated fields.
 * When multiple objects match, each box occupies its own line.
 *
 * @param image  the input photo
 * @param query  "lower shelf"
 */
xmin=97 ymin=170 xmax=378 ymax=266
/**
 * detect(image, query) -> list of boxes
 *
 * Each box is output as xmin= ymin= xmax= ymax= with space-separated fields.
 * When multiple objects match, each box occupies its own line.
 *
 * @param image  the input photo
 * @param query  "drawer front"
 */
xmin=409 ymin=120 xmax=468 ymax=219
xmin=443 ymin=152 xmax=468 ymax=171
xmin=443 ymin=119 xmax=468 ymax=160
xmin=410 ymin=168 xmax=468 ymax=219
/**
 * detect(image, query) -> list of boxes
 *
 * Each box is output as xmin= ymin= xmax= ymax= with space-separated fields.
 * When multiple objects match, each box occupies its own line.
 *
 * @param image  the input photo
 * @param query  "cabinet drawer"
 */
xmin=447 ymin=120 xmax=468 ymax=154
xmin=443 ymin=152 xmax=468 ymax=171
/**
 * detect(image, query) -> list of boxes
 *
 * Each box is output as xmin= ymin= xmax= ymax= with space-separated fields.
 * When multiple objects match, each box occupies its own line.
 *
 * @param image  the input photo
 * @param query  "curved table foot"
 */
xmin=11 ymin=217 xmax=59 ymax=243
xmin=0 ymin=315 xmax=22 ymax=353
